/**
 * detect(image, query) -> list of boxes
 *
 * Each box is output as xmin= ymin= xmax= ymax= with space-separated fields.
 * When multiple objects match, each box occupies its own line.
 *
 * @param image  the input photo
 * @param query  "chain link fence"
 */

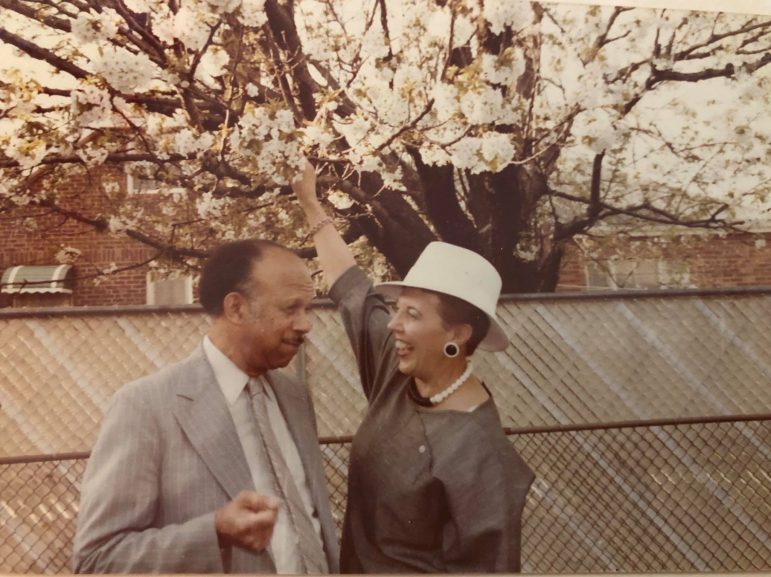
xmin=4 ymin=290 xmax=771 ymax=458
xmin=2 ymin=415 xmax=769 ymax=573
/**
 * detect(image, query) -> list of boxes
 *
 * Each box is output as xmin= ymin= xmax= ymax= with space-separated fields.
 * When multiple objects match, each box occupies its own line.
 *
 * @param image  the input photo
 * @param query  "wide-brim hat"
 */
xmin=375 ymin=242 xmax=508 ymax=352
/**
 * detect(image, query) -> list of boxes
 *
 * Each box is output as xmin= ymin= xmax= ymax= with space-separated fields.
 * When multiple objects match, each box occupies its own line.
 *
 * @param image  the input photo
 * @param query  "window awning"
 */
xmin=1 ymin=265 xmax=73 ymax=294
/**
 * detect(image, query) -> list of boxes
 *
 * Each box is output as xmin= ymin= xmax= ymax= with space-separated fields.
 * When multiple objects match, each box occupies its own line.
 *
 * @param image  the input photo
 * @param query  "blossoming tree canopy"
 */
xmin=0 ymin=0 xmax=769 ymax=291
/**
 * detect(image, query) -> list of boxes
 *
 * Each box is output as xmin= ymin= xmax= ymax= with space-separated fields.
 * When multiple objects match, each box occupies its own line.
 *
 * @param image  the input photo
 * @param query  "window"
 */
xmin=146 ymin=273 xmax=194 ymax=305
xmin=1 ymin=264 xmax=74 ymax=308
xmin=586 ymin=259 xmax=691 ymax=290
xmin=126 ymin=172 xmax=185 ymax=196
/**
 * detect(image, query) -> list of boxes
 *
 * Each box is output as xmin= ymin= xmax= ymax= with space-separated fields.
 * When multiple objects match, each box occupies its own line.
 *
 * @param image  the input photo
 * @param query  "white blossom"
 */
xmin=239 ymin=0 xmax=268 ymax=27
xmin=449 ymin=137 xmax=481 ymax=171
xmin=479 ymin=132 xmax=515 ymax=171
xmin=303 ymin=123 xmax=336 ymax=151
xmin=153 ymin=6 xmax=212 ymax=50
xmin=196 ymin=192 xmax=227 ymax=219
xmin=418 ymin=144 xmax=452 ymax=166
xmin=6 ymin=136 xmax=48 ymax=168
xmin=480 ymin=52 xmax=525 ymax=87
xmin=459 ymin=85 xmax=504 ymax=124
xmin=327 ymin=190 xmax=354 ymax=209
xmin=482 ymin=1 xmax=532 ymax=35
xmin=71 ymin=11 xmax=120 ymax=44
xmin=381 ymin=165 xmax=406 ymax=191
xmin=122 ymin=0 xmax=154 ymax=11
xmin=56 ymin=246 xmax=82 ymax=264
xmin=431 ymin=82 xmax=460 ymax=122
xmin=92 ymin=46 xmax=159 ymax=92
xmin=207 ymin=0 xmax=242 ymax=13
xmin=107 ymin=217 xmax=127 ymax=234
xmin=196 ymin=47 xmax=231 ymax=87
xmin=174 ymin=129 xmax=215 ymax=156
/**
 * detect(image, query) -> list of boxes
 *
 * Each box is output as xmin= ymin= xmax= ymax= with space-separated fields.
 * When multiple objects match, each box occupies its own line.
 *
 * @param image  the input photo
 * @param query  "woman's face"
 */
xmin=386 ymin=287 xmax=457 ymax=380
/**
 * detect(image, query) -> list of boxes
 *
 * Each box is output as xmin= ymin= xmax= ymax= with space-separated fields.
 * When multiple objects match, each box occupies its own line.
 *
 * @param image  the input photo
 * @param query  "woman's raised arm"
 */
xmin=292 ymin=161 xmax=356 ymax=287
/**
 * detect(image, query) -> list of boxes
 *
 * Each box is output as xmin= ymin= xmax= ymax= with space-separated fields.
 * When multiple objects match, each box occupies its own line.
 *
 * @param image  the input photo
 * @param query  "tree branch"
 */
xmin=264 ymin=0 xmax=319 ymax=120
xmin=674 ymin=18 xmax=771 ymax=61
xmin=0 ymin=27 xmax=89 ymax=79
xmin=551 ymin=189 xmax=738 ymax=230
xmin=0 ymin=0 xmax=72 ymax=30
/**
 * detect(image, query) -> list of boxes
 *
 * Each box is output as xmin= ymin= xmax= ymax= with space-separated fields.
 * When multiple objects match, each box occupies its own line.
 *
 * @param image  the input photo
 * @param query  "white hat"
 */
xmin=375 ymin=242 xmax=508 ymax=351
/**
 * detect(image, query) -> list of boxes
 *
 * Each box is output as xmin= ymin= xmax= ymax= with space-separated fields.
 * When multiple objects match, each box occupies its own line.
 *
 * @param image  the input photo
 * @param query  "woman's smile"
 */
xmin=394 ymin=338 xmax=413 ymax=357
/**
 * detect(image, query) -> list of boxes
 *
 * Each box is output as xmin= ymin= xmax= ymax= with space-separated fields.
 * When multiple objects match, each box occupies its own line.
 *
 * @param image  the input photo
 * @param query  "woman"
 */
xmin=293 ymin=163 xmax=534 ymax=573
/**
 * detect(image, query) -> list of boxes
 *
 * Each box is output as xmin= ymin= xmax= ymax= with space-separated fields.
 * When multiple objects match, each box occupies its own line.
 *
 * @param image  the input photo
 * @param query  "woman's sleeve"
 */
xmin=328 ymin=265 xmax=394 ymax=401
xmin=436 ymin=424 xmax=535 ymax=573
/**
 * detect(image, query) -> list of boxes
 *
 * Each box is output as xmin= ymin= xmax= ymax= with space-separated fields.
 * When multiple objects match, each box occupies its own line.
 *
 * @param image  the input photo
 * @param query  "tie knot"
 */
xmin=246 ymin=377 xmax=264 ymax=398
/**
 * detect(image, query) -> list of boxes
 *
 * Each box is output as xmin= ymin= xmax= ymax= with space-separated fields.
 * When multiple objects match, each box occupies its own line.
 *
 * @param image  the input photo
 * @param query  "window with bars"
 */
xmin=126 ymin=173 xmax=185 ymax=196
xmin=586 ymin=259 xmax=691 ymax=290
xmin=146 ymin=273 xmax=194 ymax=305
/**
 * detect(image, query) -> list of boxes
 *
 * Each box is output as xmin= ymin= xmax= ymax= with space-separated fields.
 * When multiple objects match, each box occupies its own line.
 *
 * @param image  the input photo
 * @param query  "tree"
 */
xmin=0 ymin=0 xmax=769 ymax=291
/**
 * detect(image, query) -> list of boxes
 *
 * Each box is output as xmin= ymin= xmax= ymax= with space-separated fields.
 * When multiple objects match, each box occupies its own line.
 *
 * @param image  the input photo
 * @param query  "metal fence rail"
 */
xmin=1 ymin=415 xmax=769 ymax=574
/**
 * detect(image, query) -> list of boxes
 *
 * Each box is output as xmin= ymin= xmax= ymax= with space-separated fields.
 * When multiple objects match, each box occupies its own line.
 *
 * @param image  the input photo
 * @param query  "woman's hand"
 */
xmin=292 ymin=159 xmax=320 ymax=210
xmin=291 ymin=158 xmax=356 ymax=286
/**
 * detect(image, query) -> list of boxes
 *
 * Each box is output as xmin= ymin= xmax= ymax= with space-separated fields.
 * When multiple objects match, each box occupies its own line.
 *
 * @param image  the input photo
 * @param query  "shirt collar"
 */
xmin=202 ymin=336 xmax=276 ymax=405
xmin=202 ymin=335 xmax=249 ymax=406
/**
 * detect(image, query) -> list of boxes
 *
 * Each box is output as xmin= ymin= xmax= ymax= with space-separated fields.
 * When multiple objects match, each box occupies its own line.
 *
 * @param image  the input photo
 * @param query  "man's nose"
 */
xmin=295 ymin=310 xmax=312 ymax=333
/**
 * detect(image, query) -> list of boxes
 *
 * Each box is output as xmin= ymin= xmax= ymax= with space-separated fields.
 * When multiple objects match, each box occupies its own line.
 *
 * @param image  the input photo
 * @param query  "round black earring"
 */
xmin=443 ymin=341 xmax=459 ymax=358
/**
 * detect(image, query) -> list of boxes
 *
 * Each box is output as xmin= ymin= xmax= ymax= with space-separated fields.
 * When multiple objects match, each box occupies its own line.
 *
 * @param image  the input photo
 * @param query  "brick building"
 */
xmin=2 ymin=167 xmax=770 ymax=308
xmin=1 ymin=166 xmax=186 ymax=308
xmin=559 ymin=227 xmax=771 ymax=291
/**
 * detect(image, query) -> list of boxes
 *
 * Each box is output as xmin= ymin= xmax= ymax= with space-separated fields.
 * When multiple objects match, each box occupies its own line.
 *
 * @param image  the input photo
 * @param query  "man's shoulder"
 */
xmin=268 ymin=368 xmax=309 ymax=399
xmin=116 ymin=346 xmax=208 ymax=404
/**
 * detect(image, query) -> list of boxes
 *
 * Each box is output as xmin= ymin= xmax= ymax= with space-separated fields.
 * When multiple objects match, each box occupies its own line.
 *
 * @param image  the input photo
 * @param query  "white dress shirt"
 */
xmin=203 ymin=336 xmax=323 ymax=573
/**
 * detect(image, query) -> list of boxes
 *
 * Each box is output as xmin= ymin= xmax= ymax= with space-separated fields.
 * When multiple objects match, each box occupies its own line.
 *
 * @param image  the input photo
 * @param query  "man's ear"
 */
xmin=222 ymin=292 xmax=249 ymax=324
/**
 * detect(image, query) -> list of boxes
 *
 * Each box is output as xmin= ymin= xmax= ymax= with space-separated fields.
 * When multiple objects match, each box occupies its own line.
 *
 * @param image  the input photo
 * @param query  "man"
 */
xmin=73 ymin=239 xmax=339 ymax=574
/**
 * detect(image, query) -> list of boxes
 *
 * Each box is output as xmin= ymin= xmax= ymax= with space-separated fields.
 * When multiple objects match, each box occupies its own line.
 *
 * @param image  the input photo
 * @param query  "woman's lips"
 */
xmin=395 ymin=339 xmax=412 ymax=357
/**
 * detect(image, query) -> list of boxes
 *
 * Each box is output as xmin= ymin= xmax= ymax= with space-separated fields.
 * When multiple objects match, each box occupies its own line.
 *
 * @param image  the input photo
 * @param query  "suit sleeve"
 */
xmin=328 ymin=265 xmax=394 ymax=401
xmin=72 ymin=384 xmax=224 ymax=574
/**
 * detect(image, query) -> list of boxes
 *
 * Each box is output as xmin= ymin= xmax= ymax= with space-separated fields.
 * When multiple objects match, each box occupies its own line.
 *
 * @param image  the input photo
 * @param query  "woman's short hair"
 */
xmin=198 ymin=238 xmax=288 ymax=316
xmin=434 ymin=291 xmax=491 ymax=356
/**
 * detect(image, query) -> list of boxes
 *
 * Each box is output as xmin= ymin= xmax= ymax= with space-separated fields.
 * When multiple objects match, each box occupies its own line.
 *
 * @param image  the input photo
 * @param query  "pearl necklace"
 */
xmin=428 ymin=361 xmax=474 ymax=405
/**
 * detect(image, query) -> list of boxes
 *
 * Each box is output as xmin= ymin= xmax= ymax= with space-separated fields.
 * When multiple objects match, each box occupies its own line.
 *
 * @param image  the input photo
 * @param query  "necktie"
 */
xmin=247 ymin=378 xmax=328 ymax=574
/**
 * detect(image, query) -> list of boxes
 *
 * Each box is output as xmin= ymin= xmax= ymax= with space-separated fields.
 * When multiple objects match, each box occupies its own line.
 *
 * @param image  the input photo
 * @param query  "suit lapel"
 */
xmin=173 ymin=349 xmax=253 ymax=501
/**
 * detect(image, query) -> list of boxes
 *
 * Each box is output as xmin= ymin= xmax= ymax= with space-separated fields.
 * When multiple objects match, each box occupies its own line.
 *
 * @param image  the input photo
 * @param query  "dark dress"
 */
xmin=329 ymin=266 xmax=535 ymax=573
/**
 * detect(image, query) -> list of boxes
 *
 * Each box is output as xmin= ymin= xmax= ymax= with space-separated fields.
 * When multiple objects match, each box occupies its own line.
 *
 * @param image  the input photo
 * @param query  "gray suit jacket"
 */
xmin=72 ymin=345 xmax=340 ymax=574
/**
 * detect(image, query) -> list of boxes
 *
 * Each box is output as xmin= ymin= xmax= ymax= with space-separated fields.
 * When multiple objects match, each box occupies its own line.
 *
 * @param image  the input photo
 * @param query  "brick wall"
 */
xmin=1 ymin=166 xmax=156 ymax=307
xmin=560 ymin=230 xmax=771 ymax=291
xmin=2 ymin=166 xmax=770 ymax=306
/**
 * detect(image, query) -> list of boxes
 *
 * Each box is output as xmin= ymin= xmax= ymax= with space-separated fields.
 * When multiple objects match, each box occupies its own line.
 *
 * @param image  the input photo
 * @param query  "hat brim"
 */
xmin=375 ymin=281 xmax=509 ymax=352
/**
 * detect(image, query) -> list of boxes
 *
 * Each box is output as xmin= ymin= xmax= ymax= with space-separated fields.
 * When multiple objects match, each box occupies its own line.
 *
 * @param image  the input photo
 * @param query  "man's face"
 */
xmin=238 ymin=250 xmax=315 ymax=375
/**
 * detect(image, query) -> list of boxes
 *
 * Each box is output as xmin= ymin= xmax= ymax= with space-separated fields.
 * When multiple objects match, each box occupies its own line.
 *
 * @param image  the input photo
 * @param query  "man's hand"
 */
xmin=215 ymin=491 xmax=279 ymax=552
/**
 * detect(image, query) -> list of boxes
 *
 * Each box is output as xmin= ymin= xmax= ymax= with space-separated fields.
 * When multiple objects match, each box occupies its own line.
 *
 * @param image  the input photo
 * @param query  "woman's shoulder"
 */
xmin=328 ymin=265 xmax=375 ymax=303
xmin=422 ymin=398 xmax=505 ymax=449
xmin=425 ymin=403 xmax=534 ymax=489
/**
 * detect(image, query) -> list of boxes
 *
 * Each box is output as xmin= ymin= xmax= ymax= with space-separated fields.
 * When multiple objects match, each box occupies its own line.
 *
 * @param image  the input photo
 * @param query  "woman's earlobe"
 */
xmin=443 ymin=341 xmax=460 ymax=358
